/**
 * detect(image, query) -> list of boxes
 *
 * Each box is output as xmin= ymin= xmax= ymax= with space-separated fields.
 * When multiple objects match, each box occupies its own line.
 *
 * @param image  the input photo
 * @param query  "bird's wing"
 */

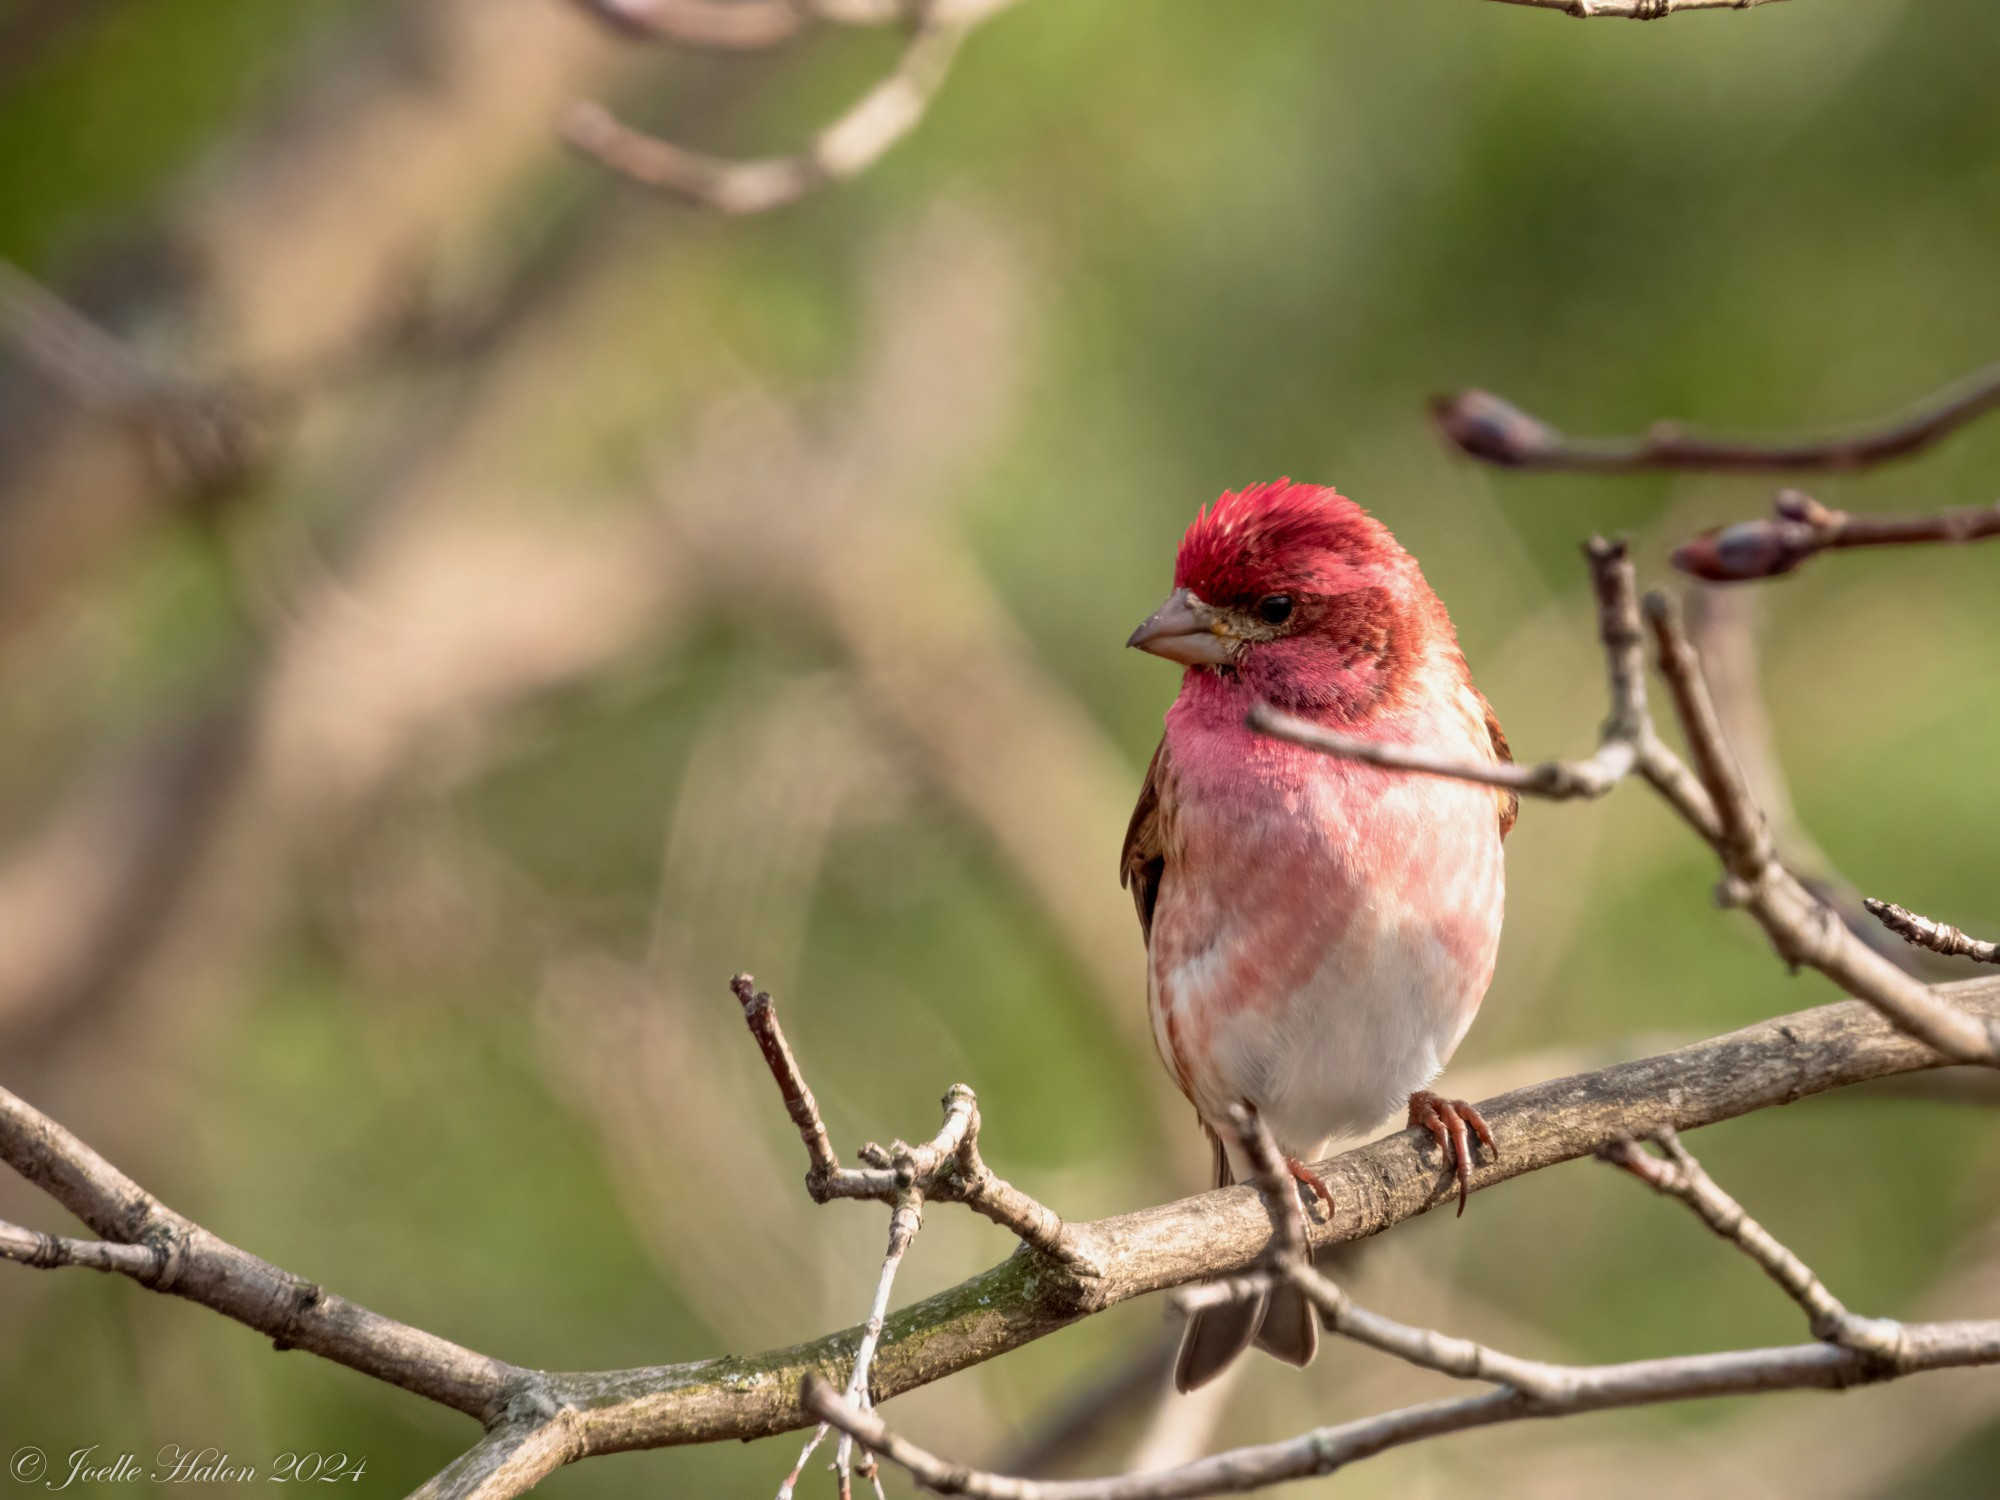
xmin=1120 ymin=736 xmax=1174 ymax=946
xmin=1477 ymin=688 xmax=1519 ymax=839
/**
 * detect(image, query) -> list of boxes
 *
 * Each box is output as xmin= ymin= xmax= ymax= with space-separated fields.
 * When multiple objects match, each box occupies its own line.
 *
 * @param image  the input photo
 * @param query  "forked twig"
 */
xmin=1251 ymin=542 xmax=2000 ymax=1067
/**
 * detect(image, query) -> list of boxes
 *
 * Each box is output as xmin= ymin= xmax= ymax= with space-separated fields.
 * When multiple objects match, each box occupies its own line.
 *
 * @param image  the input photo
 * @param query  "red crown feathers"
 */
xmin=1173 ymin=480 xmax=1402 ymax=605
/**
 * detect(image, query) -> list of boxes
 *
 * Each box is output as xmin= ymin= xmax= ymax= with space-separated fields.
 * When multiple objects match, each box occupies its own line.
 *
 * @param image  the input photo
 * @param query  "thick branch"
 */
xmin=8 ymin=985 xmax=1999 ymax=1467
xmin=1433 ymin=358 xmax=2000 ymax=473
xmin=1674 ymin=489 xmax=2000 ymax=583
xmin=499 ymin=980 xmax=2000 ymax=1449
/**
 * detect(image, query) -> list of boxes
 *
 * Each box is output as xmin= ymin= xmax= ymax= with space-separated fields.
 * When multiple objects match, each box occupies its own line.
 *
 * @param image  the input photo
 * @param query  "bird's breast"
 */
xmin=1146 ymin=694 xmax=1505 ymax=1152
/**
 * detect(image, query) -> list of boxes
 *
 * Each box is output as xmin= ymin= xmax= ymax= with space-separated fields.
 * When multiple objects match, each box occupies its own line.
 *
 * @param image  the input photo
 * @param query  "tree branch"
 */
xmin=1600 ymin=1131 xmax=1910 ymax=1361
xmin=1673 ymin=489 xmax=2000 ymax=582
xmin=802 ymin=1117 xmax=1991 ymax=1499
xmin=1249 ymin=540 xmax=2000 ymax=1065
xmin=8 ymin=979 xmax=2000 ymax=1488
xmin=1480 ymin=0 xmax=1787 ymax=13
xmin=1432 ymin=357 xmax=2000 ymax=473
xmin=1641 ymin=592 xmax=2000 ymax=1063
xmin=408 ymin=1416 xmax=585 ymax=1500
xmin=803 ymin=1313 xmax=2000 ymax=1500
xmin=0 ymin=257 xmax=271 ymax=499
xmin=0 ymin=1084 xmax=523 ymax=1421
xmin=571 ymin=0 xmax=929 ymax=50
xmin=1865 ymin=898 xmax=2000 ymax=967
xmin=564 ymin=0 xmax=1019 ymax=213
xmin=1253 ymin=536 xmax=1646 ymax=798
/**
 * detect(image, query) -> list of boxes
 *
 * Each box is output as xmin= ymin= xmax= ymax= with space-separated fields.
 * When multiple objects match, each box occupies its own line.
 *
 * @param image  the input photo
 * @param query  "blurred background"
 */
xmin=1 ymin=0 xmax=1998 ymax=1493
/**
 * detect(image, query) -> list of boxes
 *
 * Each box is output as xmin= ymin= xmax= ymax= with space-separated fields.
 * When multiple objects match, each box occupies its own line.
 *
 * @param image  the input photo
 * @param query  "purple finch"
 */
xmin=1122 ymin=480 xmax=1512 ymax=1391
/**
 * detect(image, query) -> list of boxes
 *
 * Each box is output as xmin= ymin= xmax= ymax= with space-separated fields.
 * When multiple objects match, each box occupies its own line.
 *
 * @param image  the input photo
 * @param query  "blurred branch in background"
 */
xmin=560 ymin=0 xmax=1785 ymax=214
xmin=0 ymin=683 xmax=258 ymax=1055
xmin=1484 ymin=0 xmax=1788 ymax=14
xmin=0 ymin=258 xmax=270 ymax=501
xmin=565 ymin=0 xmax=1021 ymax=212
xmin=648 ymin=207 xmax=1163 ymax=1081
xmin=0 ymin=0 xmax=624 ymax=650
xmin=1432 ymin=355 xmax=2000 ymax=474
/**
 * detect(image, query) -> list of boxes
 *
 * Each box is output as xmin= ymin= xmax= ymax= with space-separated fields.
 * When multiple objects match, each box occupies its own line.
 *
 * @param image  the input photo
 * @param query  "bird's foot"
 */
xmin=1408 ymin=1090 xmax=1498 ymax=1217
xmin=1285 ymin=1156 xmax=1334 ymax=1217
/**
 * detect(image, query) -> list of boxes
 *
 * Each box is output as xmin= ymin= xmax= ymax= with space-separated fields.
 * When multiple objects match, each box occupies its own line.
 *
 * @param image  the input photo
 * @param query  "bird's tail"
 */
xmin=1174 ymin=1130 xmax=1320 ymax=1392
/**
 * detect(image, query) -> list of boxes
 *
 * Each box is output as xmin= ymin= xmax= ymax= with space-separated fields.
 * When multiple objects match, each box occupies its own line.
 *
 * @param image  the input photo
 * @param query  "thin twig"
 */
xmin=1600 ymin=1132 xmax=1909 ymax=1362
xmin=732 ymin=976 xmax=1086 ymax=1259
xmin=1482 ymin=0 xmax=1787 ymax=14
xmin=566 ymin=1 xmax=1018 ymax=213
xmin=733 ymin=973 xmax=841 ymax=1188
xmin=1433 ymin=358 xmax=2000 ymax=473
xmin=1251 ymin=536 xmax=1644 ymax=800
xmin=571 ymin=0 xmax=926 ymax=49
xmin=0 ymin=1084 xmax=521 ymax=1420
xmin=831 ymin=1188 xmax=925 ymax=1493
xmin=0 ymin=1218 xmax=172 ymax=1277
xmin=803 ymin=1309 xmax=2000 ymax=1500
xmin=1865 ymin=898 xmax=2000 ymax=966
xmin=1642 ymin=595 xmax=2000 ymax=1064
xmin=1674 ymin=489 xmax=2000 ymax=582
xmin=1247 ymin=545 xmax=2000 ymax=1065
xmin=1680 ymin=589 xmax=1931 ymax=975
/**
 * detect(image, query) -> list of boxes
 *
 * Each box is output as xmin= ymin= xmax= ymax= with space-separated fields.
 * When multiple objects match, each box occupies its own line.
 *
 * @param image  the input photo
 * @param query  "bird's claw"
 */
xmin=1285 ymin=1155 xmax=1334 ymax=1217
xmin=1408 ymin=1090 xmax=1497 ymax=1216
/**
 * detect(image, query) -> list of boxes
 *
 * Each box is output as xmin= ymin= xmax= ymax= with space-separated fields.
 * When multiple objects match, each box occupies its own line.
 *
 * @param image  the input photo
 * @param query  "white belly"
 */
xmin=1148 ymin=758 xmax=1505 ymax=1165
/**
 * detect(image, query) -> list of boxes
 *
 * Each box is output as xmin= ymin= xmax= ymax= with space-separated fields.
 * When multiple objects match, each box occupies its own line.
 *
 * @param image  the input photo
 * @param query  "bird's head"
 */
xmin=1126 ymin=479 xmax=1448 ymax=717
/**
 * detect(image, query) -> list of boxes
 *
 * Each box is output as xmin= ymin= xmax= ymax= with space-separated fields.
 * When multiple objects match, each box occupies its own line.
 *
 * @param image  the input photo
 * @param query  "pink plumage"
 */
xmin=1123 ymin=480 xmax=1510 ymax=1391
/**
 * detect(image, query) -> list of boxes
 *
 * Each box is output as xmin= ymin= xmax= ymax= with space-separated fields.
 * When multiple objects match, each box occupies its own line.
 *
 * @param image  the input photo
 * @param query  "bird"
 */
xmin=1120 ymin=478 xmax=1512 ymax=1393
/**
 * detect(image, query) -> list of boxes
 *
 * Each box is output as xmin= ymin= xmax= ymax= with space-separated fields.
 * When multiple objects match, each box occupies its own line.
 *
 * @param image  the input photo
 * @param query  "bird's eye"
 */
xmin=1257 ymin=594 xmax=1294 ymax=625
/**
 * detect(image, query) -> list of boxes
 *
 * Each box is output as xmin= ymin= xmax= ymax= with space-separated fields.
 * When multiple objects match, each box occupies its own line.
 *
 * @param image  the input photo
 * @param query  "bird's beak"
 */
xmin=1125 ymin=588 xmax=1238 ymax=666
